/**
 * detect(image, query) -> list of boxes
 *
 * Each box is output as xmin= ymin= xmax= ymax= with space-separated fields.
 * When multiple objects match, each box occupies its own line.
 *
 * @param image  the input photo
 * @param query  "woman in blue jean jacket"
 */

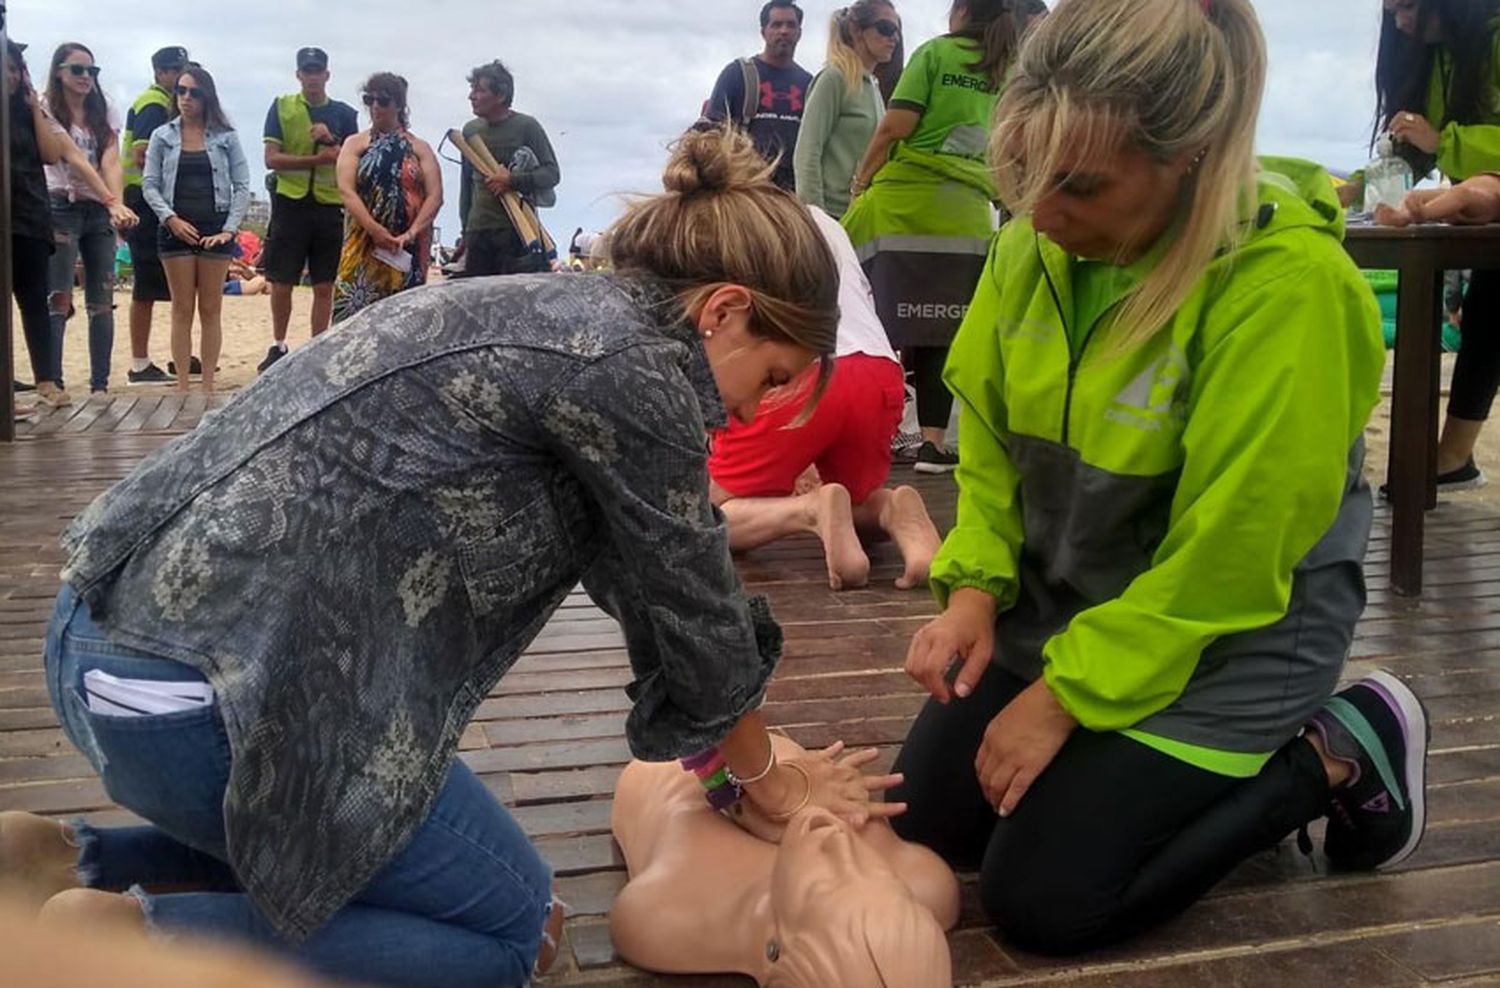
xmin=142 ymin=65 xmax=250 ymax=393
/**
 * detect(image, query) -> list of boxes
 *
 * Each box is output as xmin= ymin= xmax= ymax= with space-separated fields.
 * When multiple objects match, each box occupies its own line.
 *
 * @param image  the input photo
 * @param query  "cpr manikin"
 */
xmin=610 ymin=736 xmax=960 ymax=987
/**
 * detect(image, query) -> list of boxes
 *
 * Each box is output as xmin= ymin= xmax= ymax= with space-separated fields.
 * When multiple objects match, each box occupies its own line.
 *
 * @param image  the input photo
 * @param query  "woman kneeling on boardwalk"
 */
xmin=1 ymin=128 xmax=898 ymax=988
xmin=888 ymin=0 xmax=1431 ymax=954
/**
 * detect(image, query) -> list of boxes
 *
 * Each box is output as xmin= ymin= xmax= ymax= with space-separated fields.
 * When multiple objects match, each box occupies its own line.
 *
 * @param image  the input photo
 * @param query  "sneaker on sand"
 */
xmin=127 ymin=363 xmax=173 ymax=385
xmin=168 ymin=356 xmax=205 ymax=378
xmin=913 ymin=441 xmax=958 ymax=475
xmin=1380 ymin=458 xmax=1486 ymax=499
xmin=1307 ymin=670 xmax=1429 ymax=871
xmin=257 ymin=346 xmax=287 ymax=374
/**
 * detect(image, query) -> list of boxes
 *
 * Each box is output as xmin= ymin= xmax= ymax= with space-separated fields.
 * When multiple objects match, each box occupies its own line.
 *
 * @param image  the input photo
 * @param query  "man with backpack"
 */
xmin=702 ymin=0 xmax=812 ymax=190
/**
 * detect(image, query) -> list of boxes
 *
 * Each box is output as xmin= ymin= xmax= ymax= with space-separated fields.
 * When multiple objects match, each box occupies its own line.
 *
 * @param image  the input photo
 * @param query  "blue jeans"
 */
xmin=44 ymin=586 xmax=553 ymax=988
xmin=47 ymin=198 xmax=117 ymax=391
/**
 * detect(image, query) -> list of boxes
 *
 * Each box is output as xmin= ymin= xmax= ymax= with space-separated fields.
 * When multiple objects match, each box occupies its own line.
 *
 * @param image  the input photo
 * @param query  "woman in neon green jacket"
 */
xmin=888 ymin=0 xmax=1430 ymax=954
xmin=1364 ymin=0 xmax=1500 ymax=491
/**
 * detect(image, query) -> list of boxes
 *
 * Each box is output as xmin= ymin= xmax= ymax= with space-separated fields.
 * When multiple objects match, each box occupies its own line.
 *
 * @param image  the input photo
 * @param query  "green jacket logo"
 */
xmin=1106 ymin=347 xmax=1189 ymax=432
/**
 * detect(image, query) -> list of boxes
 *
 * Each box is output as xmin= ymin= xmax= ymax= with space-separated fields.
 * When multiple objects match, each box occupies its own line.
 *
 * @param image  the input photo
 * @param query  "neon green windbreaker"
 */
xmin=932 ymin=158 xmax=1386 ymax=775
xmin=1425 ymin=17 xmax=1500 ymax=180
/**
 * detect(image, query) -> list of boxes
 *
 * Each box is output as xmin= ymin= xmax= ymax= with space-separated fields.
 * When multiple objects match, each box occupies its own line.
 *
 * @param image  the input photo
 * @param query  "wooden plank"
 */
xmin=89 ymin=395 xmax=139 ymax=433
xmin=115 ymin=395 xmax=163 ymax=433
xmin=142 ymin=394 xmax=185 ymax=432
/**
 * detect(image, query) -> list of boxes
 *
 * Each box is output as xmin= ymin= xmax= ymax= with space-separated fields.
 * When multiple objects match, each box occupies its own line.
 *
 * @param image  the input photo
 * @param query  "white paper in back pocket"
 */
xmin=82 ymin=669 xmax=215 ymax=718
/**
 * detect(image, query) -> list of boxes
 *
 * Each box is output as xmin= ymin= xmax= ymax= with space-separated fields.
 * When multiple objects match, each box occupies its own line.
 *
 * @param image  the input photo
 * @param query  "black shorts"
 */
xmin=157 ymin=211 xmax=235 ymax=260
xmin=125 ymin=186 xmax=171 ymax=302
xmin=462 ymin=227 xmax=550 ymax=278
xmin=264 ymin=194 xmax=343 ymax=286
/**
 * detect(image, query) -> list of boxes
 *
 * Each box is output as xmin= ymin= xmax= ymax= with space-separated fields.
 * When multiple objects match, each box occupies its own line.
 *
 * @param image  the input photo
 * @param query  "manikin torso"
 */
xmin=610 ymin=736 xmax=960 ymax=987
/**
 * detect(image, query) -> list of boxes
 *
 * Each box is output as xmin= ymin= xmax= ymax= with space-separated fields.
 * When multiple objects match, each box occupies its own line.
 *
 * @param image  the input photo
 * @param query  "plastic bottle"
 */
xmin=1363 ymin=135 xmax=1414 ymax=215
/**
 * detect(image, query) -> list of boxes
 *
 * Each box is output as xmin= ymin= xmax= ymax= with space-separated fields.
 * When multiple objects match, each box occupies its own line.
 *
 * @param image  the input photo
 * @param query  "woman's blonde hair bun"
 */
xmin=661 ymin=127 xmax=779 ymax=197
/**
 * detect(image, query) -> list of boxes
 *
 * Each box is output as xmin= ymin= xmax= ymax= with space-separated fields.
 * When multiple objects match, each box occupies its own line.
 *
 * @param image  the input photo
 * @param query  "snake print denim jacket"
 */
xmin=59 ymin=273 xmax=784 ymax=939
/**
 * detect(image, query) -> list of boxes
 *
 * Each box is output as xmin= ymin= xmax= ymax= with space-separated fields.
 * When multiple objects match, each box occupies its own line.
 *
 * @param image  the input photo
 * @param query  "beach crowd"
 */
xmin=4 ymin=1 xmax=1500 ymax=987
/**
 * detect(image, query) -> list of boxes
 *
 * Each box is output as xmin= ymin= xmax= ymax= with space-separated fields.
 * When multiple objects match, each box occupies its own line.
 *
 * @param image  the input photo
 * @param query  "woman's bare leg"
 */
xmin=161 ymin=256 xmax=198 ymax=393
xmin=852 ymin=486 xmax=943 ymax=590
xmin=195 ymin=257 xmax=232 ymax=393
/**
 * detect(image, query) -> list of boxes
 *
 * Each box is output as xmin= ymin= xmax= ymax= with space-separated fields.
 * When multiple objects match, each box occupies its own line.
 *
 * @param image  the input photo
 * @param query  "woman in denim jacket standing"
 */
xmin=143 ymin=65 xmax=250 ymax=393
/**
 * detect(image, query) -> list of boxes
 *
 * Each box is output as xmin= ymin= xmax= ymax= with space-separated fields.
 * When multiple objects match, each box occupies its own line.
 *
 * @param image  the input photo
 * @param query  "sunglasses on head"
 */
xmin=175 ymin=84 xmax=203 ymax=99
xmin=362 ymin=93 xmax=395 ymax=108
xmin=62 ymin=63 xmax=101 ymax=78
xmin=871 ymin=19 xmax=900 ymax=38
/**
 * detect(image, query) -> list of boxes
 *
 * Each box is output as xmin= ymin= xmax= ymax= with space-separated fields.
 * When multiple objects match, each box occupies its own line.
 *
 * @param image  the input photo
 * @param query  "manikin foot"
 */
xmin=0 ymin=812 xmax=81 ymax=909
xmin=816 ymin=484 xmax=870 ymax=591
xmin=884 ymin=486 xmax=942 ymax=590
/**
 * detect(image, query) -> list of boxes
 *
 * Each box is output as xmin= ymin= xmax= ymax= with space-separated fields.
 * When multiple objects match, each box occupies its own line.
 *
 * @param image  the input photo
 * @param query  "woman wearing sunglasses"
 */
xmin=332 ymin=73 xmax=443 ymax=323
xmin=43 ymin=43 xmax=139 ymax=401
xmin=141 ymin=65 xmax=251 ymax=393
xmin=793 ymin=2 xmax=901 ymax=220
xmin=843 ymin=0 xmax=1046 ymax=475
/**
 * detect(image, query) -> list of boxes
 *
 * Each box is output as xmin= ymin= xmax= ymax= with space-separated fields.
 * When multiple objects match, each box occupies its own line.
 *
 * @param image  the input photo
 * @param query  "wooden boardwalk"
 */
xmin=2 ymin=427 xmax=1499 ymax=987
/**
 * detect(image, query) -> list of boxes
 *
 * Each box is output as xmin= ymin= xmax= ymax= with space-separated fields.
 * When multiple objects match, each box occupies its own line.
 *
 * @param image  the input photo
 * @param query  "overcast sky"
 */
xmin=11 ymin=0 xmax=1381 ymax=245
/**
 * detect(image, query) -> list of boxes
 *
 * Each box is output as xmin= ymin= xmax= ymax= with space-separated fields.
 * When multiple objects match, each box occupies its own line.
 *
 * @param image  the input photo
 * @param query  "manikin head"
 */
xmin=762 ymin=808 xmax=951 ymax=988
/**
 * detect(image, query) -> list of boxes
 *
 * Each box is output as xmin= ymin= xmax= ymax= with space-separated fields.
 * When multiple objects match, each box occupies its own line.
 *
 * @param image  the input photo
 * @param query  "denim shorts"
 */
xmin=157 ymin=211 xmax=235 ymax=261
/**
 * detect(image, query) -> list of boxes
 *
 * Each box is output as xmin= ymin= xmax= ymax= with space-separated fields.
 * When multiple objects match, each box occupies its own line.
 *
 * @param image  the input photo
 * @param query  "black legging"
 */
xmin=1448 ymin=268 xmax=1500 ymax=421
xmin=11 ymin=235 xmax=54 ymax=385
xmin=903 ymin=345 xmax=953 ymax=431
xmin=889 ymin=665 xmax=1330 ymax=955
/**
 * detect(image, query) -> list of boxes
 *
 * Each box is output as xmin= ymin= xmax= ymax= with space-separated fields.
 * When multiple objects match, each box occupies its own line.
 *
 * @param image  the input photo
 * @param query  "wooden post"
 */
xmin=1386 ymin=254 xmax=1442 ymax=596
xmin=0 ymin=1 xmax=15 ymax=442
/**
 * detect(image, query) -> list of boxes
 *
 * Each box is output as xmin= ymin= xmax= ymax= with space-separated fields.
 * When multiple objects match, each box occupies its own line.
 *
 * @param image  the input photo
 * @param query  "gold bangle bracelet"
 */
xmin=727 ymin=744 xmax=777 ymax=788
xmin=766 ymin=761 xmax=813 ymax=822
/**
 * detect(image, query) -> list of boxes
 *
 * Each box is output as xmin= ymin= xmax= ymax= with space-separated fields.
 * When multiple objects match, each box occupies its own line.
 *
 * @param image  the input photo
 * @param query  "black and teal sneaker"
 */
xmin=1308 ymin=670 xmax=1429 ymax=871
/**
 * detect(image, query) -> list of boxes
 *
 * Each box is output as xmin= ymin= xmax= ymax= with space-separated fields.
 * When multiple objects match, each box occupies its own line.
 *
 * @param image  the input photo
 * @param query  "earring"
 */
xmin=703 ymin=330 xmax=715 ymax=340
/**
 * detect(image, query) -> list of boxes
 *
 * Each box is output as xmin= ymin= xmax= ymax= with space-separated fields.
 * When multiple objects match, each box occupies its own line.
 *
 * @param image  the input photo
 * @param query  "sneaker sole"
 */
xmin=1365 ymin=669 xmax=1429 ymax=870
xmin=126 ymin=378 xmax=171 ymax=386
xmin=913 ymin=462 xmax=957 ymax=475
xmin=1437 ymin=475 xmax=1487 ymax=493
xmin=1379 ymin=476 xmax=1488 ymax=500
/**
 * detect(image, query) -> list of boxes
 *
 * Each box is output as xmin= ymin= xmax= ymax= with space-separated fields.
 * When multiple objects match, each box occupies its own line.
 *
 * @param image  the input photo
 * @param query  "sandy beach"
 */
xmin=15 ymin=285 xmax=317 ymax=397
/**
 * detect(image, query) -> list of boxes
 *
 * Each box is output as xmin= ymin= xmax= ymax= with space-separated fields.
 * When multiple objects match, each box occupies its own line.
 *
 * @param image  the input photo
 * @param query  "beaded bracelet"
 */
xmin=681 ymin=748 xmax=742 ymax=811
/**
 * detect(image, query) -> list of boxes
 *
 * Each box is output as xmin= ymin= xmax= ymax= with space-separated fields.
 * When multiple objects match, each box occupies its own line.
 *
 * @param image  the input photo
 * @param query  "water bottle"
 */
xmin=1363 ymin=135 xmax=1414 ymax=215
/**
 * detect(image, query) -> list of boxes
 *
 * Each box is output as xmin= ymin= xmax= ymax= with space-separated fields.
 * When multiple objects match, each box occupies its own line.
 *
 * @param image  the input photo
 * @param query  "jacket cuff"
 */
xmin=930 ymin=573 xmax=1014 ymax=612
xmin=622 ymin=594 xmax=783 ymax=762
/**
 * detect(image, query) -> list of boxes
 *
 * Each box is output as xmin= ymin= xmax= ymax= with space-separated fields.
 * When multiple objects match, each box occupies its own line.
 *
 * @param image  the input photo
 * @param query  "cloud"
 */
xmin=11 ymin=0 xmax=1383 ymax=242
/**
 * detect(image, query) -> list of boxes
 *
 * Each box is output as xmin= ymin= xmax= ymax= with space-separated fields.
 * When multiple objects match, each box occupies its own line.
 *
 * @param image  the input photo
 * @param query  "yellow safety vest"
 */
xmin=272 ymin=93 xmax=342 ymax=205
xmin=120 ymin=84 xmax=173 ymax=190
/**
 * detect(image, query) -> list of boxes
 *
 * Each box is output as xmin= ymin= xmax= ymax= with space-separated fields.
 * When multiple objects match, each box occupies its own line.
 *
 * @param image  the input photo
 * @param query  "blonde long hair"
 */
xmin=990 ymin=0 xmax=1266 ymax=350
xmin=826 ymin=1 xmax=897 ymax=98
xmin=606 ymin=127 xmax=839 ymax=399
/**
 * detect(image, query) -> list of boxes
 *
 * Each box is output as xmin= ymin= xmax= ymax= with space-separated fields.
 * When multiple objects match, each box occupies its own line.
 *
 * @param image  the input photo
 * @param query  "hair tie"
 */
xmin=1199 ymin=0 xmax=1213 ymax=12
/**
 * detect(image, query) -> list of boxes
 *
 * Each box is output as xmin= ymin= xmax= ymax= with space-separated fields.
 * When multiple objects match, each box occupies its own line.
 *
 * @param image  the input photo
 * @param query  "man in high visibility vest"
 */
xmin=258 ymin=46 xmax=358 ymax=374
xmin=120 ymin=46 xmax=189 ymax=386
